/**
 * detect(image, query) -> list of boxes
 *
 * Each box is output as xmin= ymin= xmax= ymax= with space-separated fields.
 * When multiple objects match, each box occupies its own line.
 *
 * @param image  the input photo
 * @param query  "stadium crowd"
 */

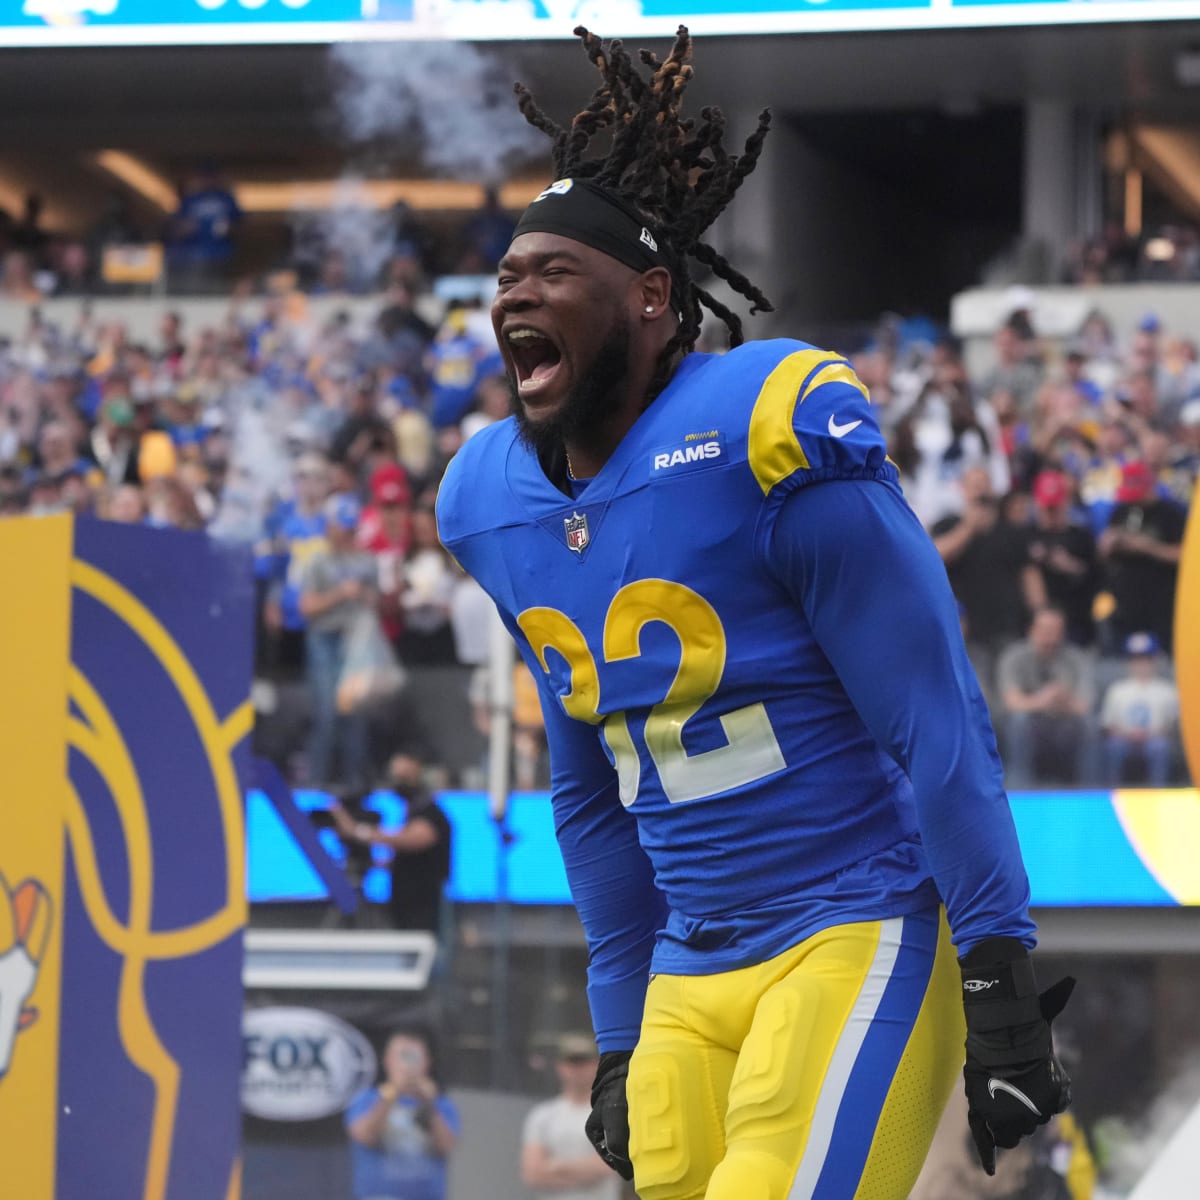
xmin=0 ymin=258 xmax=1194 ymax=795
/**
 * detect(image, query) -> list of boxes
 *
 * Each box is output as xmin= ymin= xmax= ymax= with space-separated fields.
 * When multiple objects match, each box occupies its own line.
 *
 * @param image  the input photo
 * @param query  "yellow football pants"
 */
xmin=626 ymin=908 xmax=963 ymax=1200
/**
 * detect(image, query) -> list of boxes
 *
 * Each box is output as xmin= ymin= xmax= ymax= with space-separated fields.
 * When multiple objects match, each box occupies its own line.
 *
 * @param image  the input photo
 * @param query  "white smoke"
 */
xmin=328 ymin=40 xmax=543 ymax=184
xmin=1099 ymin=1056 xmax=1200 ymax=1195
xmin=208 ymin=387 xmax=295 ymax=545
xmin=292 ymin=179 xmax=400 ymax=294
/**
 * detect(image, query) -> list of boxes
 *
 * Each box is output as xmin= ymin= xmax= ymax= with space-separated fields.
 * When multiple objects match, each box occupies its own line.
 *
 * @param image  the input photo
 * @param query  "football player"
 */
xmin=438 ymin=26 xmax=1073 ymax=1200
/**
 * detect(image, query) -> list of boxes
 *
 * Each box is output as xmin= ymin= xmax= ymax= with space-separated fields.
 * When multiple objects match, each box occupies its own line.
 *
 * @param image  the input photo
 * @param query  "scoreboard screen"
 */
xmin=3 ymin=0 xmax=1198 ymax=47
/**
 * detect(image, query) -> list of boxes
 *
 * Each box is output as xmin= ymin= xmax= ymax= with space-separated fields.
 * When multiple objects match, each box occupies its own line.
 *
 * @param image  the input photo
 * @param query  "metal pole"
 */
xmin=486 ymin=607 xmax=516 ymax=1089
xmin=487 ymin=607 xmax=515 ymax=822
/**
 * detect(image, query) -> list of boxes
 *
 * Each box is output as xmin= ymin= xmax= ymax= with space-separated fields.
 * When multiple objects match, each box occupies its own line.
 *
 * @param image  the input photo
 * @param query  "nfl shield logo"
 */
xmin=564 ymin=511 xmax=590 ymax=553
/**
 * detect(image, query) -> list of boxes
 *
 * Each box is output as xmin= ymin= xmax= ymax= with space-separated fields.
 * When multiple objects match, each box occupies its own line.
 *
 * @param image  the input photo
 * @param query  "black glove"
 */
xmin=960 ymin=938 xmax=1075 ymax=1176
xmin=584 ymin=1049 xmax=634 ymax=1181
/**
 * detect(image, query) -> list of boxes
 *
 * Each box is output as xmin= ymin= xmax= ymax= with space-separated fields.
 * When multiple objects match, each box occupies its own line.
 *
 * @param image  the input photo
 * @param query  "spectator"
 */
xmin=345 ymin=1028 xmax=460 ymax=1200
xmin=1096 ymin=460 xmax=1186 ymax=654
xmin=26 ymin=473 xmax=63 ymax=515
xmin=428 ymin=302 xmax=499 ymax=430
xmin=988 ymin=385 xmax=1037 ymax=486
xmin=0 ymin=463 xmax=24 ymax=507
xmin=398 ymin=501 xmax=458 ymax=667
xmin=1 ymin=250 xmax=42 ymax=302
xmin=298 ymin=495 xmax=378 ymax=790
xmin=1171 ymin=401 xmax=1200 ymax=496
xmin=359 ymin=461 xmax=413 ymax=644
xmin=892 ymin=354 xmax=1009 ymax=526
xmin=1100 ymin=632 xmax=1179 ymax=787
xmin=11 ymin=193 xmax=51 ymax=266
xmin=460 ymin=372 xmax=514 ymax=442
xmin=329 ymin=372 xmax=396 ymax=469
xmin=164 ymin=164 xmax=242 ymax=286
xmin=979 ymin=313 xmax=1043 ymax=413
xmin=1119 ymin=367 xmax=1166 ymax=432
xmin=331 ymin=752 xmax=452 ymax=934
xmin=1142 ymin=427 xmax=1192 ymax=509
xmin=35 ymin=419 xmax=88 ymax=480
xmin=50 ymin=239 xmax=90 ymax=297
xmin=932 ymin=465 xmax=1042 ymax=654
xmin=457 ymin=185 xmax=516 ymax=273
xmin=105 ymin=482 xmax=146 ymax=524
xmin=998 ymin=607 xmax=1095 ymax=788
xmin=449 ymin=572 xmax=493 ymax=667
xmin=387 ymin=199 xmax=436 ymax=281
xmin=1159 ymin=335 xmax=1200 ymax=417
xmin=1062 ymin=346 xmax=1104 ymax=412
xmin=521 ymin=1033 xmax=620 ymax=1200
xmin=367 ymin=283 xmax=436 ymax=380
xmin=1077 ymin=309 xmax=1119 ymax=365
xmin=158 ymin=310 xmax=186 ymax=371
xmin=55 ymin=464 xmax=91 ymax=514
xmin=393 ymin=403 xmax=437 ymax=492
xmin=1029 ymin=379 xmax=1090 ymax=471
xmin=1027 ymin=470 xmax=1099 ymax=646
xmin=144 ymin=474 xmax=203 ymax=530
xmin=1125 ymin=313 xmax=1162 ymax=375
xmin=88 ymin=381 xmax=144 ymax=486
xmin=1078 ymin=411 xmax=1134 ymax=535
xmin=265 ymin=452 xmax=332 ymax=657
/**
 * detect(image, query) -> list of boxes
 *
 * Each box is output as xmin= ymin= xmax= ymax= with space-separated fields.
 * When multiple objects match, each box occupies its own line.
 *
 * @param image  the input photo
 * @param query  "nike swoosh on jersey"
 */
xmin=827 ymin=415 xmax=863 ymax=438
xmin=987 ymin=1077 xmax=1042 ymax=1115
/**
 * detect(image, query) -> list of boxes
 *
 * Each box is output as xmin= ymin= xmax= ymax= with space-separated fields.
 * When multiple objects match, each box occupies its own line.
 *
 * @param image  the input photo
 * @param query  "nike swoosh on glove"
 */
xmin=960 ymin=937 xmax=1075 ymax=1176
xmin=584 ymin=1049 xmax=633 ymax=1181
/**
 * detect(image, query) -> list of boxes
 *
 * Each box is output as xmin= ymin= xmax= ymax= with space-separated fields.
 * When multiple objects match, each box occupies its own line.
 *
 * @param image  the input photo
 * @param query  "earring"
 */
xmin=645 ymin=306 xmax=654 ymax=313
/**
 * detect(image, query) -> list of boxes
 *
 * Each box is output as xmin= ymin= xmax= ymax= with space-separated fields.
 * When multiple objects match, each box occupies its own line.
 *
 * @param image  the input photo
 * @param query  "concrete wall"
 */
xmin=0 ymin=289 xmax=449 ymax=345
xmin=951 ymin=281 xmax=1200 ymax=379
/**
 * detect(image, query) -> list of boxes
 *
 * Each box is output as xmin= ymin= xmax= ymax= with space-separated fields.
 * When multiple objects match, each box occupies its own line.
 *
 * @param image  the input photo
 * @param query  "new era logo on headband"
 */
xmin=534 ymin=179 xmax=575 ymax=202
xmin=640 ymin=227 xmax=658 ymax=252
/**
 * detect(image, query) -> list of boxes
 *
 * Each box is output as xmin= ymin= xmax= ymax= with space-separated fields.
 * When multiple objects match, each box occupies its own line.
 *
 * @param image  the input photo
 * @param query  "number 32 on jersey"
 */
xmin=518 ymin=579 xmax=785 ymax=806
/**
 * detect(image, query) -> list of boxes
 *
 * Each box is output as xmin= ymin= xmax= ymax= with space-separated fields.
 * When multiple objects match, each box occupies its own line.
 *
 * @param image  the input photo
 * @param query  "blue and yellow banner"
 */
xmin=0 ymin=516 xmax=254 ymax=1200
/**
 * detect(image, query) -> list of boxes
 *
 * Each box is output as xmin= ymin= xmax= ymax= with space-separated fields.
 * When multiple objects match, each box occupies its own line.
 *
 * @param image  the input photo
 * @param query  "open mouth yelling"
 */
xmin=506 ymin=328 xmax=564 ymax=399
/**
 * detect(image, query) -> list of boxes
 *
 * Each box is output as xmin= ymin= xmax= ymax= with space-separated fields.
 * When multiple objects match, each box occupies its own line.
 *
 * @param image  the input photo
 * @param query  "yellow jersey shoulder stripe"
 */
xmin=748 ymin=349 xmax=868 ymax=496
xmin=808 ymin=359 xmax=870 ymax=404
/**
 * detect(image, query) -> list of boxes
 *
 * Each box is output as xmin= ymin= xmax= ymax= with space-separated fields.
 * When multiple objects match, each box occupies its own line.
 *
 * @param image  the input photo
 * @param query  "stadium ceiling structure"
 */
xmin=1 ymin=20 xmax=1200 ymax=232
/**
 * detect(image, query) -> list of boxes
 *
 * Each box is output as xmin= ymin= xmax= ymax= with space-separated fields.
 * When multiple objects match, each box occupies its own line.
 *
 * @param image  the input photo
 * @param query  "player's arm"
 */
xmin=519 ymin=644 xmax=666 ymax=1181
xmin=766 ymin=478 xmax=1073 ymax=1173
xmin=524 ymin=658 xmax=667 ymax=1051
xmin=768 ymin=478 xmax=1032 ymax=946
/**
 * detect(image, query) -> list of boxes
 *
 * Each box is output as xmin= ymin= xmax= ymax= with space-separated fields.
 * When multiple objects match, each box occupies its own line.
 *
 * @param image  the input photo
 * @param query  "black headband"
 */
xmin=512 ymin=178 xmax=674 ymax=279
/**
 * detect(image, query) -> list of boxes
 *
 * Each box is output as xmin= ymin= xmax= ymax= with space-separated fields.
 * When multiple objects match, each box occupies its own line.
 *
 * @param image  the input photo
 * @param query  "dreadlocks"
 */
xmin=513 ymin=24 xmax=773 ymax=381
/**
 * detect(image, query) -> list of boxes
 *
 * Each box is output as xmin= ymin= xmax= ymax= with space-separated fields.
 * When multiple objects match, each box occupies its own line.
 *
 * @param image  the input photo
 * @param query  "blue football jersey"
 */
xmin=438 ymin=339 xmax=1033 ymax=1049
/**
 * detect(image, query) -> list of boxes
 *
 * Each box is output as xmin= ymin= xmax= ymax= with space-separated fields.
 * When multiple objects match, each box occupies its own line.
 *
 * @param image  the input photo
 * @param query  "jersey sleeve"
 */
xmin=764 ymin=477 xmax=1036 ymax=954
xmin=745 ymin=347 xmax=893 ymax=514
xmin=505 ymin=617 xmax=668 ymax=1053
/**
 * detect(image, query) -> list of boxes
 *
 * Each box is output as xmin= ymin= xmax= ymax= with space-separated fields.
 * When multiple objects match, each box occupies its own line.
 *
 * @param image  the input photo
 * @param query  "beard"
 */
xmin=511 ymin=315 xmax=632 ymax=468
